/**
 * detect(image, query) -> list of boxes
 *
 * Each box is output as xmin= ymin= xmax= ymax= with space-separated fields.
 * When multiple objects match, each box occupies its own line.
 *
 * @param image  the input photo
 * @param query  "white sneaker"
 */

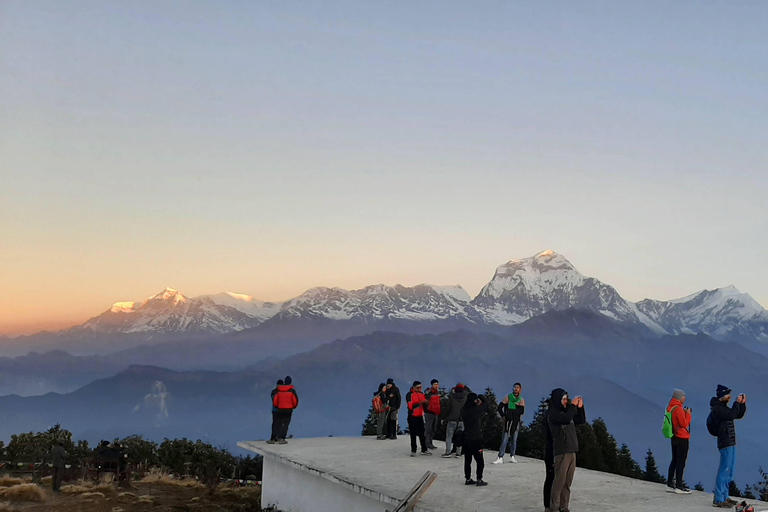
xmin=510 ymin=456 xmax=518 ymax=463
xmin=492 ymin=457 xmax=504 ymax=465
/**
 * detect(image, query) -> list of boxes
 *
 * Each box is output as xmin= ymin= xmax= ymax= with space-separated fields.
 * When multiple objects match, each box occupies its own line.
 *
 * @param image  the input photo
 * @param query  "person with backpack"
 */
xmin=269 ymin=375 xmax=299 ymax=444
xmin=493 ymin=382 xmax=525 ymax=464
xmin=664 ymin=389 xmax=692 ymax=494
xmin=268 ymin=379 xmax=284 ymax=443
xmin=373 ymin=383 xmax=390 ymax=440
xmin=406 ymin=381 xmax=432 ymax=456
xmin=548 ymin=389 xmax=586 ymax=512
xmin=441 ymin=383 xmax=470 ymax=458
xmin=709 ymin=384 xmax=747 ymax=508
xmin=385 ymin=378 xmax=402 ymax=440
xmin=462 ymin=392 xmax=489 ymax=486
xmin=424 ymin=379 xmax=441 ymax=450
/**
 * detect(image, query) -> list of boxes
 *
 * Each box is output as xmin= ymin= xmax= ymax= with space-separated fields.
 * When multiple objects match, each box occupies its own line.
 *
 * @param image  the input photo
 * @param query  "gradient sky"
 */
xmin=2 ymin=1 xmax=767 ymax=335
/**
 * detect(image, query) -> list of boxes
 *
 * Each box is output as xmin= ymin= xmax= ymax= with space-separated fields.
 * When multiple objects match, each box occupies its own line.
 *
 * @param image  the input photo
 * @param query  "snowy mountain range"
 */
xmin=43 ymin=251 xmax=768 ymax=343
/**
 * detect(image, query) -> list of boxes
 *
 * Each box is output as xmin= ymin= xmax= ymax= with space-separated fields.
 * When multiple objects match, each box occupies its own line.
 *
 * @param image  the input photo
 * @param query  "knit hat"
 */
xmin=387 ymin=378 xmax=394 ymax=385
xmin=672 ymin=389 xmax=685 ymax=400
xmin=285 ymin=376 xmax=292 ymax=385
xmin=277 ymin=379 xmax=284 ymax=386
xmin=716 ymin=384 xmax=731 ymax=399
xmin=455 ymin=382 xmax=465 ymax=389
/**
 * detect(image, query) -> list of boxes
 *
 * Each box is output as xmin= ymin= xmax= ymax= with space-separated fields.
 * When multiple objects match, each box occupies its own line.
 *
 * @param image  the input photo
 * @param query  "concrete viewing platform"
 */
xmin=240 ymin=436 xmax=764 ymax=512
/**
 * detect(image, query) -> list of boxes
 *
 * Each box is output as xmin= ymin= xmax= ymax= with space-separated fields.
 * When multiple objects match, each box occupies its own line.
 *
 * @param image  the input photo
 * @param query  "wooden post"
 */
xmin=389 ymin=470 xmax=438 ymax=512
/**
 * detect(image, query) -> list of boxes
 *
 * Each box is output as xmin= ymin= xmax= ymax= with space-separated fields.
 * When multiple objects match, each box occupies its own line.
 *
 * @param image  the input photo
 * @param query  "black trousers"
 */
xmin=275 ymin=410 xmax=293 ymax=439
xmin=543 ymin=448 xmax=555 ymax=508
xmin=387 ymin=418 xmax=398 ymax=439
xmin=463 ymin=438 xmax=484 ymax=480
xmin=408 ymin=416 xmax=427 ymax=453
xmin=270 ymin=411 xmax=279 ymax=441
xmin=52 ymin=466 xmax=62 ymax=491
xmin=667 ymin=437 xmax=690 ymax=488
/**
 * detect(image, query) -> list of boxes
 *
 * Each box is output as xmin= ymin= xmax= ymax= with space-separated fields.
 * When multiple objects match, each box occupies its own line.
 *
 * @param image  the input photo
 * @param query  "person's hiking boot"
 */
xmin=465 ymin=478 xmax=476 ymax=485
xmin=727 ymin=499 xmax=739 ymax=505
xmin=278 ymin=439 xmax=288 ymax=445
xmin=675 ymin=487 xmax=693 ymax=494
xmin=421 ymin=450 xmax=432 ymax=456
xmin=666 ymin=486 xmax=676 ymax=493
xmin=476 ymin=479 xmax=487 ymax=487
xmin=266 ymin=439 xmax=276 ymax=445
xmin=712 ymin=501 xmax=734 ymax=508
xmin=492 ymin=457 xmax=503 ymax=465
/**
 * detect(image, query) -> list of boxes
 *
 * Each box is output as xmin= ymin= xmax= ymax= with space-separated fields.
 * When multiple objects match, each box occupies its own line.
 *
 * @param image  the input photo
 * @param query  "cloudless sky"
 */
xmin=1 ymin=1 xmax=767 ymax=335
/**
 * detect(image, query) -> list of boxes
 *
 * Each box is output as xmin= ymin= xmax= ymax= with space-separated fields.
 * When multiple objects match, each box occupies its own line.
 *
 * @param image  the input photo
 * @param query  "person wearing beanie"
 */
xmin=424 ymin=379 xmax=441 ymax=450
xmin=272 ymin=377 xmax=299 ymax=444
xmin=385 ymin=379 xmax=402 ymax=440
xmin=493 ymin=382 xmax=525 ymax=465
xmin=461 ymin=392 xmax=488 ymax=486
xmin=441 ymin=383 xmax=471 ymax=457
xmin=406 ymin=381 xmax=431 ymax=456
xmin=666 ymin=389 xmax=693 ymax=494
xmin=373 ymin=383 xmax=390 ymax=440
xmin=547 ymin=388 xmax=586 ymax=512
xmin=710 ymin=384 xmax=747 ymax=507
xmin=267 ymin=379 xmax=285 ymax=444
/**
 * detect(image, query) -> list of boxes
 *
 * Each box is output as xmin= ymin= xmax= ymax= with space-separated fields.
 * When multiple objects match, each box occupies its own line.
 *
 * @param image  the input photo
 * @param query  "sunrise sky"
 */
xmin=2 ymin=2 xmax=767 ymax=335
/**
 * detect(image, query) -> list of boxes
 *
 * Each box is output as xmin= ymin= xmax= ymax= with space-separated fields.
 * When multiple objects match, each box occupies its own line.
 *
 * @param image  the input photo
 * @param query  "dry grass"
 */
xmin=137 ymin=495 xmax=154 ymax=504
xmin=39 ymin=476 xmax=51 ymax=485
xmin=139 ymin=469 xmax=204 ymax=489
xmin=0 ymin=483 xmax=45 ymax=502
xmin=60 ymin=484 xmax=91 ymax=494
xmin=0 ymin=501 xmax=14 ymax=511
xmin=0 ymin=477 xmax=25 ymax=488
xmin=118 ymin=491 xmax=137 ymax=498
xmin=80 ymin=491 xmax=106 ymax=499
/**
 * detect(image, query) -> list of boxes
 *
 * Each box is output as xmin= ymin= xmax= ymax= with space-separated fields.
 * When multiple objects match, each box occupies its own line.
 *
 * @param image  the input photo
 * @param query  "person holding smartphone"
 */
xmin=547 ymin=389 xmax=586 ymax=512
xmin=711 ymin=385 xmax=747 ymax=508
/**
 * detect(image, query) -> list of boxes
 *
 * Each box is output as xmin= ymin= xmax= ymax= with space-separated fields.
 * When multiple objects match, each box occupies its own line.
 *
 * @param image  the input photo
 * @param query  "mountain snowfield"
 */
xmin=62 ymin=251 xmax=768 ymax=342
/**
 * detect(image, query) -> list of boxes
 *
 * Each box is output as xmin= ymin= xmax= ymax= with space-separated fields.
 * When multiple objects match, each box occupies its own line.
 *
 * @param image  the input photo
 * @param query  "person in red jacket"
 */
xmin=666 ymin=388 xmax=692 ymax=494
xmin=424 ymin=379 xmax=441 ymax=450
xmin=406 ymin=381 xmax=432 ymax=456
xmin=268 ymin=375 xmax=299 ymax=445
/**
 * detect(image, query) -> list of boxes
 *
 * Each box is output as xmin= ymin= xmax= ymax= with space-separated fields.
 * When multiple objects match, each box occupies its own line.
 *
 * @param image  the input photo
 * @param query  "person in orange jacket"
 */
xmin=424 ymin=379 xmax=441 ymax=450
xmin=666 ymin=389 xmax=692 ymax=493
xmin=406 ymin=381 xmax=432 ymax=456
xmin=268 ymin=375 xmax=299 ymax=444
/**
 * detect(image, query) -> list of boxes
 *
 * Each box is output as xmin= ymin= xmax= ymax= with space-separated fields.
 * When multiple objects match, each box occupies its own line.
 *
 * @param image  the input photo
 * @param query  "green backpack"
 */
xmin=662 ymin=405 xmax=679 ymax=438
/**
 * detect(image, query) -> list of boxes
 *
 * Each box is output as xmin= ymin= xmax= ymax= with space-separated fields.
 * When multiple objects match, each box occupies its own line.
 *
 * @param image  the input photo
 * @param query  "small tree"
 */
xmin=361 ymin=403 xmax=378 ymax=436
xmin=694 ymin=482 xmax=705 ymax=491
xmin=592 ymin=418 xmax=619 ymax=474
xmin=743 ymin=484 xmax=756 ymax=499
xmin=643 ymin=448 xmax=665 ymax=483
xmin=516 ymin=397 xmax=548 ymax=460
xmin=575 ymin=423 xmax=603 ymax=471
xmin=729 ymin=480 xmax=742 ymax=498
xmin=616 ymin=444 xmax=642 ymax=479
xmin=480 ymin=387 xmax=502 ymax=451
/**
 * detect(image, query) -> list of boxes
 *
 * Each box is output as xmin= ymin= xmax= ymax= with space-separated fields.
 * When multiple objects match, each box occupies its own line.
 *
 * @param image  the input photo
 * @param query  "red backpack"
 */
xmin=372 ymin=395 xmax=386 ymax=414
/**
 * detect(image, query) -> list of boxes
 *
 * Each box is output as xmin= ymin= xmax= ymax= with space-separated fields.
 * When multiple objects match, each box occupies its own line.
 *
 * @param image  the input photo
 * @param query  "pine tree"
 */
xmin=575 ymin=423 xmax=603 ymax=471
xmin=729 ymin=480 xmax=743 ymax=498
xmin=481 ymin=387 xmax=503 ymax=451
xmin=361 ymin=403 xmax=377 ymax=436
xmin=592 ymin=418 xmax=619 ymax=474
xmin=516 ymin=396 xmax=548 ymax=459
xmin=756 ymin=467 xmax=768 ymax=502
xmin=743 ymin=484 xmax=756 ymax=499
xmin=694 ymin=482 xmax=705 ymax=491
xmin=616 ymin=443 xmax=642 ymax=479
xmin=643 ymin=448 xmax=665 ymax=483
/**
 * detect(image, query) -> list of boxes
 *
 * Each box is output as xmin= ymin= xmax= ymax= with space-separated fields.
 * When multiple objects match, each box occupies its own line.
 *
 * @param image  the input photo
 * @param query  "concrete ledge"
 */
xmin=240 ymin=436 xmax=766 ymax=512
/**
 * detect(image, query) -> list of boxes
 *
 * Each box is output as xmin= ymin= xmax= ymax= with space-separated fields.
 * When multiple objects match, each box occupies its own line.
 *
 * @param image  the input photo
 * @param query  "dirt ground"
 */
xmin=0 ymin=479 xmax=267 ymax=512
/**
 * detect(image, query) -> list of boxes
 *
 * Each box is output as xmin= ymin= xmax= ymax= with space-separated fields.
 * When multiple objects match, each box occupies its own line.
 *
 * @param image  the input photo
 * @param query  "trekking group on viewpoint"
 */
xmin=267 ymin=376 xmax=752 ymax=511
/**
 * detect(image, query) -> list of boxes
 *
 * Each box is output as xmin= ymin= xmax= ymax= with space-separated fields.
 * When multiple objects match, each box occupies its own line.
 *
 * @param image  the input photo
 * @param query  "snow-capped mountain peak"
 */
xmin=110 ymin=302 xmax=137 ymax=313
xmin=148 ymin=287 xmax=188 ymax=305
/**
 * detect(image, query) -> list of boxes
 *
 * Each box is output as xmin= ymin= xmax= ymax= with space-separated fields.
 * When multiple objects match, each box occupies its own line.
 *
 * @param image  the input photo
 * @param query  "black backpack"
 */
xmin=706 ymin=411 xmax=719 ymax=437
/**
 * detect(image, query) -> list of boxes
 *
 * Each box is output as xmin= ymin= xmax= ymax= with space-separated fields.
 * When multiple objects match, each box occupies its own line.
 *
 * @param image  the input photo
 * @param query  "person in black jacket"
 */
xmin=462 ymin=392 xmax=489 ymax=487
xmin=547 ymin=388 xmax=586 ymax=512
xmin=268 ymin=379 xmax=284 ymax=443
xmin=542 ymin=388 xmax=563 ymax=512
xmin=711 ymin=384 xmax=747 ymax=508
xmin=385 ymin=378 xmax=402 ymax=440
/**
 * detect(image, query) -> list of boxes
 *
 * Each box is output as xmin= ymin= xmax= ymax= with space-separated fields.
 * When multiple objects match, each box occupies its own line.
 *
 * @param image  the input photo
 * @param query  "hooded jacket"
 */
xmin=442 ymin=385 xmax=470 ymax=422
xmin=709 ymin=396 xmax=746 ymax=450
xmin=386 ymin=385 xmax=402 ymax=410
xmin=273 ymin=384 xmax=299 ymax=410
xmin=461 ymin=394 xmax=488 ymax=441
xmin=667 ymin=398 xmax=691 ymax=440
xmin=547 ymin=389 xmax=586 ymax=456
xmin=425 ymin=387 xmax=441 ymax=415
xmin=406 ymin=388 xmax=427 ymax=418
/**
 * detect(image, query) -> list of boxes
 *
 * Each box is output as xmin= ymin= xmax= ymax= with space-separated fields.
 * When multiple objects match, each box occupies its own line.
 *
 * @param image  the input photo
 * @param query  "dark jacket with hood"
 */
xmin=442 ymin=385 xmax=471 ymax=422
xmin=386 ymin=385 xmax=402 ymax=411
xmin=461 ymin=393 xmax=488 ymax=442
xmin=547 ymin=389 xmax=586 ymax=456
xmin=710 ymin=396 xmax=746 ymax=450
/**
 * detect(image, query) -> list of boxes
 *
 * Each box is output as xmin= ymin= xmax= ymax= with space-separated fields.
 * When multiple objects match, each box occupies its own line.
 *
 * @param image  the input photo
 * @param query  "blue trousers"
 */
xmin=715 ymin=446 xmax=736 ymax=503
xmin=498 ymin=423 xmax=521 ymax=458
